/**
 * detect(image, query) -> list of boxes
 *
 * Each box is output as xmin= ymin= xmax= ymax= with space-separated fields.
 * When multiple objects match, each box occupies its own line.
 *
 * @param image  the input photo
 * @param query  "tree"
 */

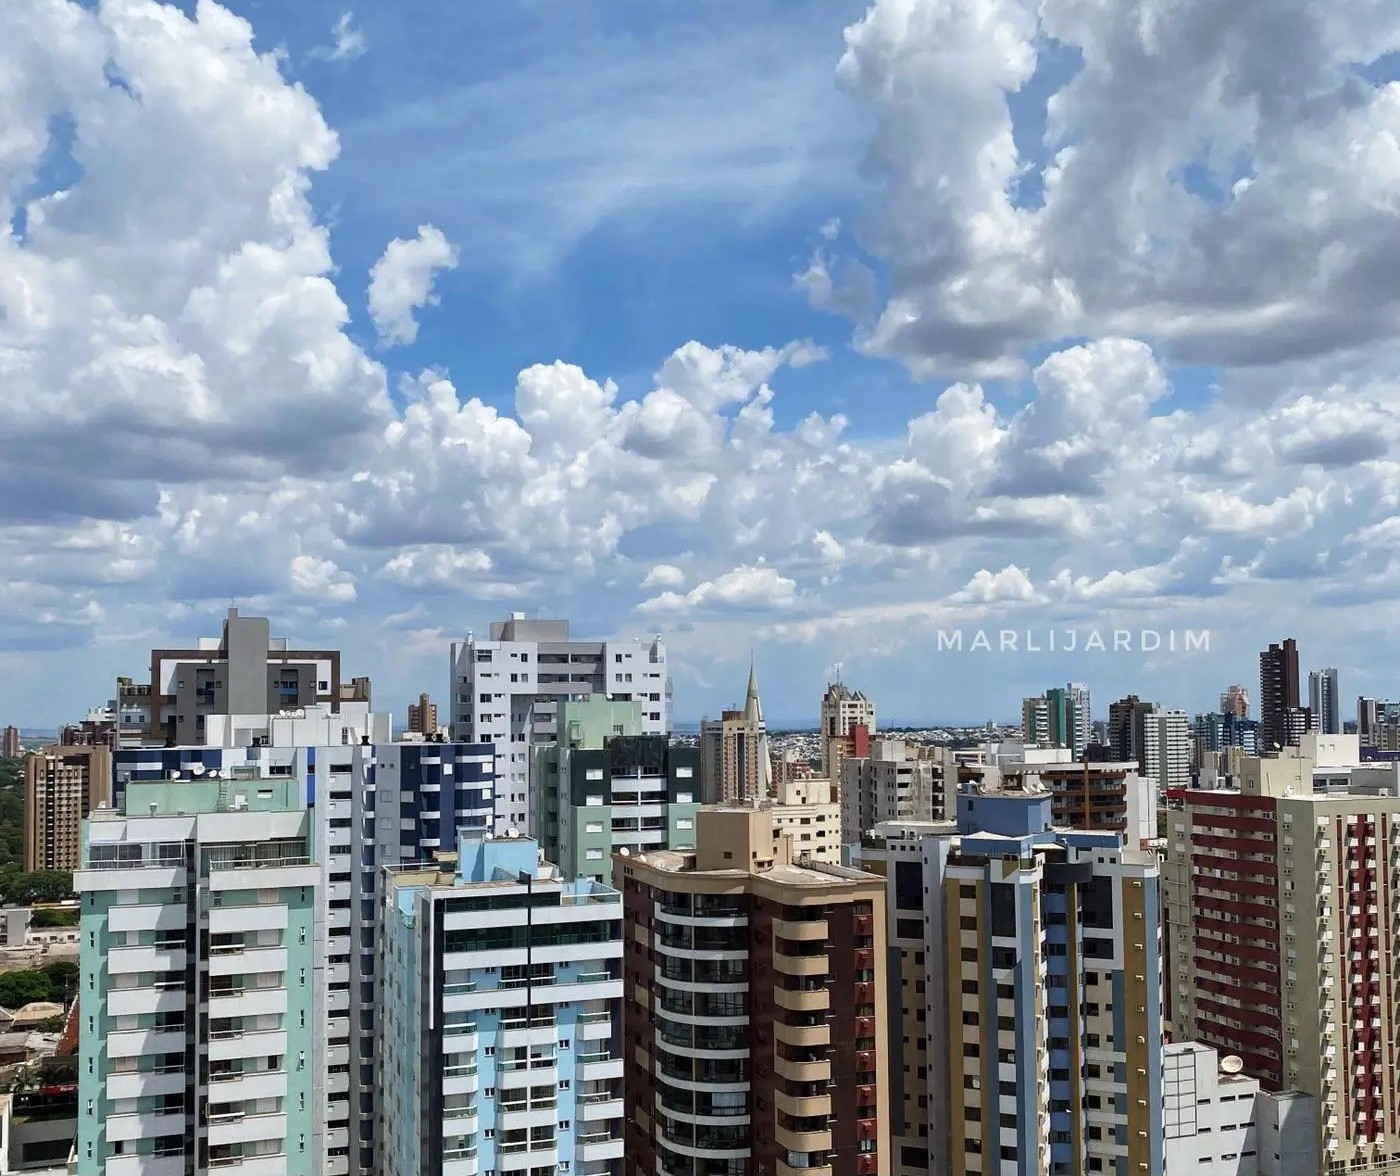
xmin=29 ymin=908 xmax=77 ymax=929
xmin=0 ymin=970 xmax=53 ymax=1009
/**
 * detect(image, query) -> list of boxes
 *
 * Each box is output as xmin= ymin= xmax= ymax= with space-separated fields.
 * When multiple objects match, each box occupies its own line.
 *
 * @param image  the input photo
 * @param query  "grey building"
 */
xmin=1308 ymin=667 xmax=1341 ymax=735
xmin=141 ymin=607 xmax=369 ymax=744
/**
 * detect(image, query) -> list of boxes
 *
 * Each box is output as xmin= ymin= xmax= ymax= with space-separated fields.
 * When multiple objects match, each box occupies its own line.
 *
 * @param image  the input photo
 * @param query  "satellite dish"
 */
xmin=190 ymin=765 xmax=206 ymax=776
xmin=506 ymin=827 xmax=520 ymax=839
xmin=1220 ymin=1056 xmax=1244 ymax=1075
xmin=618 ymin=847 xmax=631 ymax=857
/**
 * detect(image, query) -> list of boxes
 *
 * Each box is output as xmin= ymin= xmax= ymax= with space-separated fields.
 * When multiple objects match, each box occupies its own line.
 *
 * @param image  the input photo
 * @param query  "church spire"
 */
xmin=744 ymin=655 xmax=764 ymax=724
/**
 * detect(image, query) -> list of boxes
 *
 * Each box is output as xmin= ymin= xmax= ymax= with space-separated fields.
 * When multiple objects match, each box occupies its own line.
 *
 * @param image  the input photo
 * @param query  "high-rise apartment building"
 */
xmin=532 ymin=696 xmax=699 ymax=883
xmin=1260 ymin=639 xmax=1302 ymax=750
xmin=135 ymin=607 xmax=367 ymax=744
xmin=2 ymin=725 xmax=20 ymax=758
xmin=617 ymin=806 xmax=890 ymax=1176
xmin=699 ymin=666 xmax=771 ymax=804
xmin=25 ymin=744 xmax=112 ymax=872
xmin=820 ymin=681 xmax=875 ymax=783
xmin=918 ymin=779 xmax=1166 ymax=1176
xmin=378 ymin=831 xmax=624 ymax=1176
xmin=1164 ymin=751 xmax=1400 ymax=1171
xmin=406 ymin=693 xmax=439 ymax=736
xmin=1193 ymin=712 xmax=1261 ymax=765
xmin=1027 ymin=685 xmax=1092 ymax=757
xmin=839 ymin=738 xmax=949 ymax=848
xmin=1305 ymin=669 xmax=1338 ymax=736
xmin=75 ymin=775 xmax=323 ymax=1176
xmin=449 ymin=614 xmax=670 ymax=831
xmin=1021 ymin=696 xmax=1049 ymax=745
xmin=1106 ymin=695 xmax=1153 ymax=770
xmin=715 ymin=776 xmax=843 ymax=865
xmin=1142 ymin=706 xmax=1191 ymax=794
xmin=1309 ymin=670 xmax=1341 ymax=736
xmin=1221 ymin=685 xmax=1251 ymax=719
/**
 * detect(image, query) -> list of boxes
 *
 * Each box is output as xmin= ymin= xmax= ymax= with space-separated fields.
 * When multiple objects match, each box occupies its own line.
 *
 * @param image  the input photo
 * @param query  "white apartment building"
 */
xmin=1143 ymin=707 xmax=1191 ymax=793
xmin=449 ymin=615 xmax=669 ymax=831
xmin=1164 ymin=1042 xmax=1317 ymax=1175
xmin=839 ymin=739 xmax=949 ymax=849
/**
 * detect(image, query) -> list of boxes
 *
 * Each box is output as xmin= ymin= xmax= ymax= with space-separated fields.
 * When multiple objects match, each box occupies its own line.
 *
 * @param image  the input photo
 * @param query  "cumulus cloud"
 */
xmin=638 ymin=565 xmax=800 ymax=615
xmin=367 ymin=225 xmax=459 ymax=346
xmin=827 ymin=0 xmax=1400 ymax=377
xmin=642 ymin=565 xmax=687 ymax=590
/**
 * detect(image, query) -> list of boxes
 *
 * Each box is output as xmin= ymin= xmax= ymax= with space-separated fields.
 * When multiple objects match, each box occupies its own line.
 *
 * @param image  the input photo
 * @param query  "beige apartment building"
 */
xmin=406 ymin=691 xmax=438 ymax=735
xmin=821 ymin=681 xmax=875 ymax=784
xmin=1165 ymin=749 xmax=1400 ymax=1173
xmin=616 ymin=806 xmax=890 ymax=1176
xmin=25 ymin=744 xmax=112 ymax=872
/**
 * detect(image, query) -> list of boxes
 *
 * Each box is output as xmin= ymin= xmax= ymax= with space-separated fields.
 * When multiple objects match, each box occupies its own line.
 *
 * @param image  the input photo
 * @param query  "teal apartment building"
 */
xmin=75 ymin=776 xmax=322 ymax=1176
xmin=531 ymin=697 xmax=699 ymax=884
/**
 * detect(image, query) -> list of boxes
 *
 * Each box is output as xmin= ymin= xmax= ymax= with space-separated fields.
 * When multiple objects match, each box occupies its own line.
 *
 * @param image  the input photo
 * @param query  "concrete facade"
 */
xmin=378 ymin=832 xmax=624 ymax=1176
xmin=1165 ymin=750 xmax=1400 ymax=1173
xmin=25 ymin=745 xmax=112 ymax=872
xmin=616 ymin=807 xmax=890 ymax=1176
xmin=448 ymin=615 xmax=669 ymax=833
xmin=75 ymin=777 xmax=321 ymax=1176
xmin=533 ymin=696 xmax=699 ymax=884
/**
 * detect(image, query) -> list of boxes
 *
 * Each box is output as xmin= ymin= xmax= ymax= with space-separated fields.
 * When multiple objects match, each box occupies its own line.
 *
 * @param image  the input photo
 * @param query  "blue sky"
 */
xmin=3 ymin=0 xmax=1400 ymax=730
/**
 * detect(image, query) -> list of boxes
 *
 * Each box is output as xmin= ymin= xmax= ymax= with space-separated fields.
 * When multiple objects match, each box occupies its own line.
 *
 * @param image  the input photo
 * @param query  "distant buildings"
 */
xmin=1220 ymin=684 xmax=1251 ymax=719
xmin=1142 ymin=706 xmax=1192 ymax=794
xmin=1357 ymin=697 xmax=1400 ymax=750
xmin=532 ymin=696 xmax=699 ymax=884
xmin=616 ymin=806 xmax=889 ymax=1176
xmin=1024 ymin=683 xmax=1092 ymax=757
xmin=134 ymin=606 xmax=368 ymax=744
xmin=379 ymin=831 xmax=624 ymax=1176
xmin=24 ymin=745 xmax=111 ymax=872
xmin=820 ymin=681 xmax=875 ymax=781
xmin=1307 ymin=669 xmax=1340 ymax=736
xmin=1 ymin=726 xmax=19 ymax=758
xmin=1107 ymin=694 xmax=1154 ymax=770
xmin=1193 ymin=711 xmax=1261 ymax=767
xmin=699 ymin=665 xmax=771 ymax=803
xmin=839 ymin=738 xmax=948 ymax=848
xmin=406 ymin=691 xmax=438 ymax=736
xmin=450 ymin=613 xmax=669 ymax=832
xmin=727 ymin=775 xmax=843 ymax=865
xmin=1260 ymin=638 xmax=1312 ymax=750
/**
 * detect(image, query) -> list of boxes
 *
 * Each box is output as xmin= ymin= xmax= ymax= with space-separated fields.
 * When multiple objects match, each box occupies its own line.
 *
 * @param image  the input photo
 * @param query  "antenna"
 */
xmin=1220 ymin=1055 xmax=1244 ymax=1075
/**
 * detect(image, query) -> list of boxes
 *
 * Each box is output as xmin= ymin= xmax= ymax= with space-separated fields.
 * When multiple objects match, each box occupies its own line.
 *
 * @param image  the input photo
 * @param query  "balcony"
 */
xmin=774 ymin=986 xmax=828 ymax=1013
xmin=774 ymin=953 xmax=829 ymax=977
xmin=774 ymin=1054 xmax=831 ymax=1083
xmin=773 ymin=918 xmax=828 ymax=941
xmin=775 ymin=1021 xmax=830 ymax=1048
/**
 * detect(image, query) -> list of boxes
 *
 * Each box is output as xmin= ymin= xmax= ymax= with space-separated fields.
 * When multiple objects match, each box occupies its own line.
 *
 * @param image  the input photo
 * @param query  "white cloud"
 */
xmin=950 ymin=565 xmax=1039 ymax=605
xmin=642 ymin=564 xmax=687 ymax=590
xmin=366 ymin=225 xmax=459 ymax=346
xmin=308 ymin=11 xmax=366 ymax=64
xmin=289 ymin=554 xmax=356 ymax=603
xmin=828 ymin=0 xmax=1400 ymax=377
xmin=638 ymin=565 xmax=799 ymax=615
